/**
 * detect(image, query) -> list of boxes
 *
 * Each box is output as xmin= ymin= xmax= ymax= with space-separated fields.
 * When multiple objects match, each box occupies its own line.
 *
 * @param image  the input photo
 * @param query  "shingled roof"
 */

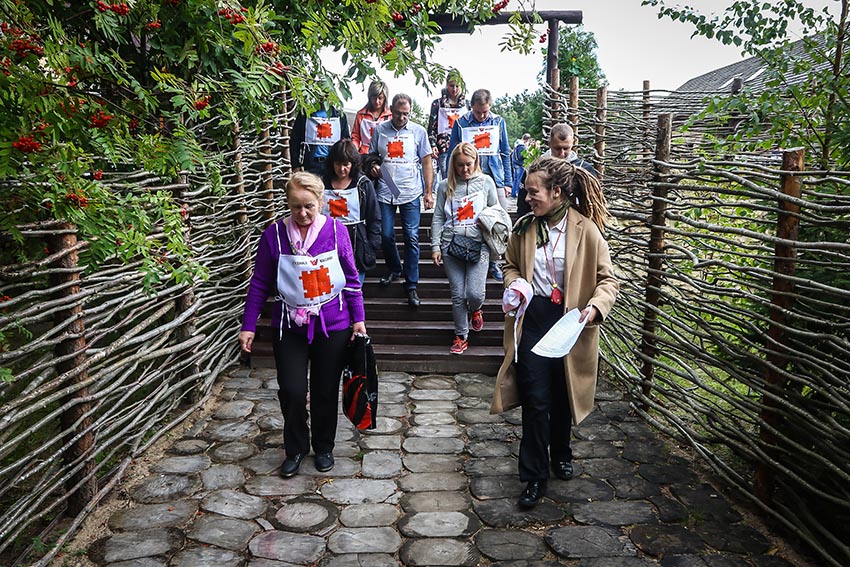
xmin=673 ymin=31 xmax=830 ymax=94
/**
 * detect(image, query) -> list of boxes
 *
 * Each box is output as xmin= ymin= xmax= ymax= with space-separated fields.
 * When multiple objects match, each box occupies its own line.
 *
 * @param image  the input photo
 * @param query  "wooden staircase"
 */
xmin=251 ymin=210 xmax=512 ymax=375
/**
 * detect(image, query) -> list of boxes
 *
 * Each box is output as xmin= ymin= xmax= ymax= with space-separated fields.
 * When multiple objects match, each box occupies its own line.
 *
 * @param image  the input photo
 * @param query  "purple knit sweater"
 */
xmin=241 ymin=216 xmax=365 ymax=341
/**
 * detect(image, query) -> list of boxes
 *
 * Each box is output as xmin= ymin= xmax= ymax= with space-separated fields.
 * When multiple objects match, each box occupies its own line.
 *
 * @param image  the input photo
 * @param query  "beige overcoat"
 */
xmin=490 ymin=208 xmax=618 ymax=425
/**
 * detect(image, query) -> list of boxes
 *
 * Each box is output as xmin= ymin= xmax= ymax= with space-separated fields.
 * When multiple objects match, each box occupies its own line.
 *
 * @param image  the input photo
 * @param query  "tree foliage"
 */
xmin=0 ymin=0 xmax=543 ymax=283
xmin=542 ymin=23 xmax=606 ymax=90
xmin=493 ymin=89 xmax=543 ymax=142
xmin=497 ymin=24 xmax=605 ymax=142
xmin=643 ymin=0 xmax=850 ymax=169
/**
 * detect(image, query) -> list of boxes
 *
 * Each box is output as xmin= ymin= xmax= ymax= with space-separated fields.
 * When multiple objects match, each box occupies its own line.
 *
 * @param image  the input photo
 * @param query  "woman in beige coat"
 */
xmin=491 ymin=156 xmax=618 ymax=508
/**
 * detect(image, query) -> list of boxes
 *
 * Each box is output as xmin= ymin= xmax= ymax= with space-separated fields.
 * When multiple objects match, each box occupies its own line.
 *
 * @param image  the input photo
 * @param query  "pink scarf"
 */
xmin=284 ymin=214 xmax=328 ymax=326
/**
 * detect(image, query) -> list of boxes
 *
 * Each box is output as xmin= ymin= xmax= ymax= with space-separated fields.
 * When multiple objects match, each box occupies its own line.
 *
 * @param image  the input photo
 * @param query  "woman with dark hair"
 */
xmin=322 ymin=139 xmax=381 ymax=283
xmin=351 ymin=80 xmax=392 ymax=154
xmin=240 ymin=172 xmax=366 ymax=477
xmin=491 ymin=156 xmax=618 ymax=508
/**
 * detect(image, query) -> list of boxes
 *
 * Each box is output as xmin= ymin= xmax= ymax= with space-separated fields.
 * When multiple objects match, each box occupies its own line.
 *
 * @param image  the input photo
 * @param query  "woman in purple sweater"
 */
xmin=239 ymin=172 xmax=367 ymax=477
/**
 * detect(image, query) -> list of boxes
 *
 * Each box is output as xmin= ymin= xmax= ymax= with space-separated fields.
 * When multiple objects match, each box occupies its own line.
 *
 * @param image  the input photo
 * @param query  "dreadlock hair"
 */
xmin=526 ymin=156 xmax=609 ymax=230
xmin=446 ymin=142 xmax=481 ymax=199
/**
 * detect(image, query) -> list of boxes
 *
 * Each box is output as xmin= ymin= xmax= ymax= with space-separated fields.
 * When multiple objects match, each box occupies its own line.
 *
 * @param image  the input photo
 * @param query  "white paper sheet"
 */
xmin=531 ymin=308 xmax=587 ymax=358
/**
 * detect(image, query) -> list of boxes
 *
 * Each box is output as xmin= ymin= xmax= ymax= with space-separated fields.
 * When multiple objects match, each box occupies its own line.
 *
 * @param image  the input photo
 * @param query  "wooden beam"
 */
xmin=431 ymin=10 xmax=583 ymax=34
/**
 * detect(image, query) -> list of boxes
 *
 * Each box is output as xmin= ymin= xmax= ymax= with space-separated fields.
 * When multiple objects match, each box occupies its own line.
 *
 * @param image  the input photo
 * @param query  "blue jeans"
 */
xmin=380 ymin=199 xmax=420 ymax=289
xmin=437 ymin=152 xmax=449 ymax=178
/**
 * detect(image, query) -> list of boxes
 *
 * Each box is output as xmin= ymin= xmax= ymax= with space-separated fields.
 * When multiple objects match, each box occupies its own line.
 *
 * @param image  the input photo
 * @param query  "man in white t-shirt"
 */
xmin=369 ymin=94 xmax=434 ymax=308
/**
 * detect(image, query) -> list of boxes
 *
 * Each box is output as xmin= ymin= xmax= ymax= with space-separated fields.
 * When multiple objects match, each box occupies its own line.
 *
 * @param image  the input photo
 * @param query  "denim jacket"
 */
xmin=447 ymin=111 xmax=513 ymax=189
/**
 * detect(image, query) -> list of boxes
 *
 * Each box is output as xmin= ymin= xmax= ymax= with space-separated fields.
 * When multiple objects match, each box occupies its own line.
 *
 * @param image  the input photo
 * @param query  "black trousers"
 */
xmin=272 ymin=329 xmax=349 ymax=457
xmin=516 ymin=296 xmax=573 ymax=482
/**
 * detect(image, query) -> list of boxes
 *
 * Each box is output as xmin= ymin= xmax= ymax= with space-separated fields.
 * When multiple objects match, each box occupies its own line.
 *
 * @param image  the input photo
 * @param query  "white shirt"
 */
xmin=532 ymin=214 xmax=567 ymax=298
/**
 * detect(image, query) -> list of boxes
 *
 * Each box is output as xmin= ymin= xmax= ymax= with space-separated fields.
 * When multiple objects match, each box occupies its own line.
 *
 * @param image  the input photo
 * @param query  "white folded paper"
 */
xmin=531 ymin=308 xmax=587 ymax=358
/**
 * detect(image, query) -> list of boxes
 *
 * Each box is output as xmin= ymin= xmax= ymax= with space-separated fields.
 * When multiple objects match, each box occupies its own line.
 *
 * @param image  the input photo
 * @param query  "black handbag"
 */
xmin=446 ymin=233 xmax=483 ymax=263
xmin=342 ymin=334 xmax=378 ymax=430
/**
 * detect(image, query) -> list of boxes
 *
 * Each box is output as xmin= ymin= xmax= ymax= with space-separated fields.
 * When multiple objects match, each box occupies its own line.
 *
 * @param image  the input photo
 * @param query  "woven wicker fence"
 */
xmin=549 ymin=81 xmax=850 ymax=566
xmin=2 ymin=79 xmax=850 ymax=567
xmin=0 ymin=93 xmax=294 ymax=565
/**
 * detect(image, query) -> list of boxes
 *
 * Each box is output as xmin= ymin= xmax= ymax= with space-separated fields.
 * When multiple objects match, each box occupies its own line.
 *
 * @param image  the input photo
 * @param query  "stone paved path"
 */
xmin=88 ymin=368 xmax=802 ymax=566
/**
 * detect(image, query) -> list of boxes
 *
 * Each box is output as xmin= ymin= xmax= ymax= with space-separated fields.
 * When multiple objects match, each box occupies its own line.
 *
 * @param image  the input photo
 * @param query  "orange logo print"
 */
xmin=473 ymin=131 xmax=491 ymax=150
xmin=457 ymin=201 xmax=475 ymax=221
xmin=328 ymin=197 xmax=350 ymax=218
xmin=387 ymin=139 xmax=404 ymax=158
xmin=301 ymin=266 xmax=332 ymax=299
xmin=447 ymin=113 xmax=459 ymax=129
xmin=316 ymin=121 xmax=333 ymax=139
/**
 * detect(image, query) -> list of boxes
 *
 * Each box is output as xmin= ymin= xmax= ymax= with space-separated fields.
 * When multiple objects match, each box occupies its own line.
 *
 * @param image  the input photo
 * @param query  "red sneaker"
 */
xmin=470 ymin=310 xmax=484 ymax=332
xmin=450 ymin=335 xmax=468 ymax=355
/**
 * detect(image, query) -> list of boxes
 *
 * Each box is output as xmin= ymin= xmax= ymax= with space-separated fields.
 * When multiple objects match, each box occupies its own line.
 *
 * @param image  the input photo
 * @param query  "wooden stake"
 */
xmin=594 ymin=85 xmax=607 ymax=179
xmin=640 ymin=113 xmax=672 ymax=410
xmin=754 ymin=147 xmax=804 ymax=504
xmin=47 ymin=224 xmax=96 ymax=515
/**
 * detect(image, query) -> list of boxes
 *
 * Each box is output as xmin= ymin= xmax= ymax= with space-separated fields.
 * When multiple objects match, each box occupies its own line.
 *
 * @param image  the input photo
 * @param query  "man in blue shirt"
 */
xmin=369 ymin=93 xmax=434 ymax=308
xmin=447 ymin=89 xmax=512 ymax=281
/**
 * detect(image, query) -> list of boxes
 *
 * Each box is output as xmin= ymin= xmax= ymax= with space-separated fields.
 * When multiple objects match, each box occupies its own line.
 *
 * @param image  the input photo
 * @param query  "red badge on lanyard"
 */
xmin=545 ymin=218 xmax=566 ymax=306
xmin=551 ymin=285 xmax=563 ymax=305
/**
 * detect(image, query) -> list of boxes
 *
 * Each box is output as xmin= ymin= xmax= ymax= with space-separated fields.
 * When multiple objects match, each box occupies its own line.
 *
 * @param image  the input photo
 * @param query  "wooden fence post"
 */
xmin=594 ymin=85 xmax=607 ymax=178
xmin=754 ymin=147 xmax=804 ymax=504
xmin=643 ymin=80 xmax=652 ymax=159
xmin=639 ymin=113 xmax=672 ymax=410
xmin=546 ymin=18 xmax=561 ymax=126
xmin=47 ymin=223 xmax=96 ymax=515
xmin=260 ymin=120 xmax=275 ymax=224
xmin=568 ymin=76 xmax=579 ymax=148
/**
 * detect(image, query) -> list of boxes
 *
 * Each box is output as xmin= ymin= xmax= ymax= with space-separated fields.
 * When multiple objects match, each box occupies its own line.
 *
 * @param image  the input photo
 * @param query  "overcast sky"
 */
xmin=330 ymin=0 xmax=836 ymax=112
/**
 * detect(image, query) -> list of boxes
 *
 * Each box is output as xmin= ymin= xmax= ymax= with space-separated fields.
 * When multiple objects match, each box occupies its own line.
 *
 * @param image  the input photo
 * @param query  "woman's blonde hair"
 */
xmin=286 ymin=171 xmax=324 ymax=203
xmin=526 ymin=156 xmax=609 ymax=229
xmin=446 ymin=142 xmax=481 ymax=199
xmin=367 ymin=81 xmax=389 ymax=113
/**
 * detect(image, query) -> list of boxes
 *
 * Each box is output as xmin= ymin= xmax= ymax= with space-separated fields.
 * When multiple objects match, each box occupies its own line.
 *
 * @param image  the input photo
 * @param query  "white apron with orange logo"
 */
xmin=274 ymin=223 xmax=346 ymax=310
xmin=305 ymin=116 xmax=342 ymax=146
xmin=446 ymin=190 xmax=486 ymax=228
xmin=438 ymin=107 xmax=462 ymax=135
xmin=322 ymin=188 xmax=362 ymax=225
xmin=461 ymin=125 xmax=499 ymax=156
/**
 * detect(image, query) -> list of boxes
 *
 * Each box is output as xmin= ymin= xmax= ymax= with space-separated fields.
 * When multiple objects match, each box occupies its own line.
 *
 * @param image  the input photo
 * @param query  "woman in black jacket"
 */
xmin=322 ymin=140 xmax=382 ymax=282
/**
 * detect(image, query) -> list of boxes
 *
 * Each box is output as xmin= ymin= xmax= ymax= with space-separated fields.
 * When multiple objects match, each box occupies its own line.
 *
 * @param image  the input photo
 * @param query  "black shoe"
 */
xmin=314 ymin=452 xmax=334 ymax=472
xmin=380 ymin=272 xmax=401 ymax=286
xmin=407 ymin=288 xmax=420 ymax=308
xmin=518 ymin=480 xmax=547 ymax=508
xmin=279 ymin=453 xmax=304 ymax=478
xmin=552 ymin=460 xmax=574 ymax=480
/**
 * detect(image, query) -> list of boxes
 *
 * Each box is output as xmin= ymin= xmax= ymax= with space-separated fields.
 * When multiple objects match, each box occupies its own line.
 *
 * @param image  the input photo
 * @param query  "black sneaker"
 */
xmin=314 ymin=452 xmax=334 ymax=472
xmin=407 ymin=288 xmax=421 ymax=308
xmin=518 ymin=480 xmax=547 ymax=508
xmin=380 ymin=272 xmax=401 ymax=286
xmin=279 ymin=453 xmax=304 ymax=478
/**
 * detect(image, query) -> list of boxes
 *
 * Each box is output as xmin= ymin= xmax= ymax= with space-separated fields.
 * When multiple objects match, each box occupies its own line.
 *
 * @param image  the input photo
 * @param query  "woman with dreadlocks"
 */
xmin=490 ymin=156 xmax=618 ymax=508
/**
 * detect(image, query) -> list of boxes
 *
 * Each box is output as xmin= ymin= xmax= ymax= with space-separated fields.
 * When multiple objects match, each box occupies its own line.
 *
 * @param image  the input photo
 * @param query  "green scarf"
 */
xmin=513 ymin=201 xmax=569 ymax=247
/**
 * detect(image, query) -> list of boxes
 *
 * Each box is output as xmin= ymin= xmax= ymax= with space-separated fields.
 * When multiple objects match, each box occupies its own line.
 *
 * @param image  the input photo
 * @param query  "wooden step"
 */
xmin=372 ymin=343 xmax=503 ymax=374
xmin=366 ymin=320 xmax=504 ymax=347
xmin=363 ymin=278 xmax=504 ymax=299
xmin=248 ymin=343 xmax=503 ymax=375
